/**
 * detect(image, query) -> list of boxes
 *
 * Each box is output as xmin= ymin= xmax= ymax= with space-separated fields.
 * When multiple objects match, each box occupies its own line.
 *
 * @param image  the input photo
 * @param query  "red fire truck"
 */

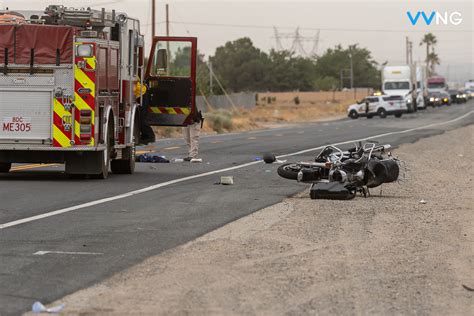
xmin=0 ymin=5 xmax=197 ymax=178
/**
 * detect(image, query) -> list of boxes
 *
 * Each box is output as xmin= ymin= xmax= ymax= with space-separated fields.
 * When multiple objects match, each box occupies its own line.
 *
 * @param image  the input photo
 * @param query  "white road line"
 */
xmin=278 ymin=110 xmax=473 ymax=158
xmin=0 ymin=110 xmax=472 ymax=230
xmin=33 ymin=251 xmax=103 ymax=256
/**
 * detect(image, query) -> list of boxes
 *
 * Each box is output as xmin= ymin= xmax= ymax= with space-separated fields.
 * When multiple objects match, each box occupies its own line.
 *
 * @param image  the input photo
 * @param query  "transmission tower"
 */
xmin=273 ymin=27 xmax=320 ymax=57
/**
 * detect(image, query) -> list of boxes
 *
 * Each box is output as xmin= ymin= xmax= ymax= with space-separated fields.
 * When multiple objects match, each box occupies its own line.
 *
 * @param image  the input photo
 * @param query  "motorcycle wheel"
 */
xmin=277 ymin=163 xmax=302 ymax=180
xmin=277 ymin=163 xmax=322 ymax=182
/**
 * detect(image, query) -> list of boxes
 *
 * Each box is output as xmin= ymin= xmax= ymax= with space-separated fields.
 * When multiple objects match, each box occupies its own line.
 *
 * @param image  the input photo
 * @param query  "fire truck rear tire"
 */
xmin=111 ymin=146 xmax=135 ymax=174
xmin=111 ymin=119 xmax=138 ymax=174
xmin=0 ymin=162 xmax=11 ymax=173
xmin=91 ymin=121 xmax=113 ymax=179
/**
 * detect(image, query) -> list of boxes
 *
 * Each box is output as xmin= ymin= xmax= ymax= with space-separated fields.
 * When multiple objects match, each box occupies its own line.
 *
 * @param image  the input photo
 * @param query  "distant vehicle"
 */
xmin=428 ymin=91 xmax=451 ymax=106
xmin=464 ymin=89 xmax=474 ymax=99
xmin=448 ymin=89 xmax=468 ymax=104
xmin=465 ymin=79 xmax=474 ymax=91
xmin=439 ymin=91 xmax=451 ymax=105
xmin=427 ymin=76 xmax=448 ymax=93
xmin=347 ymin=95 xmax=407 ymax=119
xmin=426 ymin=92 xmax=442 ymax=107
xmin=382 ymin=65 xmax=417 ymax=112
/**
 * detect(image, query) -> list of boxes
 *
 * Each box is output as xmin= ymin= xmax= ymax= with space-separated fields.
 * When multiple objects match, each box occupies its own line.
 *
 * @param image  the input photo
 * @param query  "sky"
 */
xmin=2 ymin=0 xmax=473 ymax=84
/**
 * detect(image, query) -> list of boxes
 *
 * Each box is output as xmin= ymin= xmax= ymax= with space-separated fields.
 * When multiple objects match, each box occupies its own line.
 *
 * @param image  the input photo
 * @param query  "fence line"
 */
xmin=197 ymin=89 xmax=374 ymax=112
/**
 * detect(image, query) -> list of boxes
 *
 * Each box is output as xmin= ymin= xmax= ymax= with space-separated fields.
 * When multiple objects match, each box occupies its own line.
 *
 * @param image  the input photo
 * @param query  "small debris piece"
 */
xmin=32 ymin=301 xmax=65 ymax=313
xmin=419 ymin=199 xmax=427 ymax=204
xmin=219 ymin=176 xmax=234 ymax=185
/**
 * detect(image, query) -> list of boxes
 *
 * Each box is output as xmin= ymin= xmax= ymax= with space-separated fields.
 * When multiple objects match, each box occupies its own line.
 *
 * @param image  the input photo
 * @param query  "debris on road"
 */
xmin=170 ymin=158 xmax=184 ymax=163
xmin=216 ymin=176 xmax=234 ymax=185
xmin=419 ymin=199 xmax=427 ymax=204
xmin=262 ymin=153 xmax=286 ymax=164
xmin=32 ymin=301 xmax=65 ymax=313
xmin=136 ymin=154 xmax=169 ymax=163
xmin=263 ymin=153 xmax=276 ymax=163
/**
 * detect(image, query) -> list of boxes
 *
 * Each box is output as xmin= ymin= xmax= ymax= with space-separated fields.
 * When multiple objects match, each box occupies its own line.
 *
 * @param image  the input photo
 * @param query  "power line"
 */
xmin=273 ymin=27 xmax=320 ymax=56
xmin=166 ymin=21 xmax=473 ymax=33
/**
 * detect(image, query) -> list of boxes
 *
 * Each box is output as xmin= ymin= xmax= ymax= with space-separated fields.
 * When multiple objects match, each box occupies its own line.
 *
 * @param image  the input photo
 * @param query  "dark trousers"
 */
xmin=139 ymin=94 xmax=155 ymax=142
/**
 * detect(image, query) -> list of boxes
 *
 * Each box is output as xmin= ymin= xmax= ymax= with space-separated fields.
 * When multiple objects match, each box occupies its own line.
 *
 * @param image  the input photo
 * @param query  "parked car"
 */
xmin=347 ymin=95 xmax=407 ymax=119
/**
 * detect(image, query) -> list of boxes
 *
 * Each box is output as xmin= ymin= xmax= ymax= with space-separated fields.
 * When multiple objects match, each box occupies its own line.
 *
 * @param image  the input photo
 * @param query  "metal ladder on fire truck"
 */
xmin=41 ymin=5 xmax=118 ymax=28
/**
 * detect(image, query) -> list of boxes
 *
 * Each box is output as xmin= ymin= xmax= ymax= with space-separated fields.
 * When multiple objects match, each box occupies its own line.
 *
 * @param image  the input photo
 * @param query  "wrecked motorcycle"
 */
xmin=277 ymin=142 xmax=402 ymax=200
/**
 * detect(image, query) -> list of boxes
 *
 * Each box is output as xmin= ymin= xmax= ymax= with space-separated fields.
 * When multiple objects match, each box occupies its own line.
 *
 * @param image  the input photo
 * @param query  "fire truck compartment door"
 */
xmin=0 ymin=90 xmax=52 ymax=142
xmin=145 ymin=37 xmax=197 ymax=126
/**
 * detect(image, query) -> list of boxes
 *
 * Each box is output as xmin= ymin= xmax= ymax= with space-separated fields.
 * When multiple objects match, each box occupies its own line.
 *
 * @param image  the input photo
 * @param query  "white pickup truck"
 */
xmin=347 ymin=95 xmax=407 ymax=119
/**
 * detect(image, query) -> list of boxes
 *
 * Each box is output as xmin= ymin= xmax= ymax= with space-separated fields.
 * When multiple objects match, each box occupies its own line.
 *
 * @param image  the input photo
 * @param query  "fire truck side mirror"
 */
xmin=156 ymin=49 xmax=167 ymax=70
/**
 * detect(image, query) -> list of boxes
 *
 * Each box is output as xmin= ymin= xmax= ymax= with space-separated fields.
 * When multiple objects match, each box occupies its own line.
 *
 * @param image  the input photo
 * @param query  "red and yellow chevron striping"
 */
xmin=74 ymin=49 xmax=96 ymax=146
xmin=149 ymin=107 xmax=191 ymax=115
xmin=52 ymin=97 xmax=72 ymax=147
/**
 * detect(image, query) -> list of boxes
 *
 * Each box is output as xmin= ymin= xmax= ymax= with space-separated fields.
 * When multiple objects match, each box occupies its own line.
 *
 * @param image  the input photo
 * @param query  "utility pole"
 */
xmin=165 ymin=3 xmax=170 ymax=36
xmin=406 ymin=36 xmax=409 ymax=65
xmin=349 ymin=51 xmax=354 ymax=89
xmin=151 ymin=0 xmax=156 ymax=40
xmin=209 ymin=58 xmax=213 ymax=95
xmin=406 ymin=37 xmax=413 ymax=65
xmin=409 ymin=41 xmax=413 ymax=64
xmin=340 ymin=69 xmax=343 ymax=90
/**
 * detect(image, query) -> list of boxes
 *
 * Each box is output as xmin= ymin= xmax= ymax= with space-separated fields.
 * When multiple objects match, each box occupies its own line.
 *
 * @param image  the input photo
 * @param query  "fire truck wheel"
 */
xmin=92 ymin=121 xmax=113 ymax=179
xmin=111 ymin=146 xmax=135 ymax=174
xmin=111 ymin=119 xmax=138 ymax=174
xmin=0 ymin=162 xmax=11 ymax=173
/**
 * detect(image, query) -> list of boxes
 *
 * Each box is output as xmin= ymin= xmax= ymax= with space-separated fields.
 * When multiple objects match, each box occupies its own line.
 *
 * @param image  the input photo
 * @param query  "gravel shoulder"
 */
xmin=37 ymin=125 xmax=473 ymax=315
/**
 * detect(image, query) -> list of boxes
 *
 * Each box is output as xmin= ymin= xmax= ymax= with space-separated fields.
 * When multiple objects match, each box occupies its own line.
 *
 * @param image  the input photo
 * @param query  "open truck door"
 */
xmin=144 ymin=37 xmax=197 ymax=126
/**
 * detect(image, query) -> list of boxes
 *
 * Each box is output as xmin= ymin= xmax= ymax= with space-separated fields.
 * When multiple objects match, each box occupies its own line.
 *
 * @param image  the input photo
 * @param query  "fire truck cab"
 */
xmin=0 ymin=5 xmax=197 ymax=178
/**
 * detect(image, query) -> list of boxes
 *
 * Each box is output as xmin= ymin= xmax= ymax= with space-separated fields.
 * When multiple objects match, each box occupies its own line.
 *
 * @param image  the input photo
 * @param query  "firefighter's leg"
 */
xmin=183 ymin=126 xmax=192 ymax=157
xmin=139 ymin=96 xmax=155 ymax=144
xmin=189 ymin=122 xmax=200 ymax=159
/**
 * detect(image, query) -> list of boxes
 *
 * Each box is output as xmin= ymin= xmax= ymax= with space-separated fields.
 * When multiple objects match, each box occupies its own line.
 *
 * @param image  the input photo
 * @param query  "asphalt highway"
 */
xmin=1 ymin=101 xmax=473 ymax=315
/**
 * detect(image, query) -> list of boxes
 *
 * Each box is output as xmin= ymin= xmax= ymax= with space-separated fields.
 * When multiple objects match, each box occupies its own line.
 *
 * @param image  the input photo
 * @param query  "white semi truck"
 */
xmin=381 ymin=65 xmax=418 ymax=112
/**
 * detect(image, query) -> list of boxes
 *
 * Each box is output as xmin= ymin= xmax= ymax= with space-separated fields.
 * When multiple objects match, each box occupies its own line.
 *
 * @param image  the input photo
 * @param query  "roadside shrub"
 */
xmin=294 ymin=96 xmax=300 ymax=105
xmin=205 ymin=109 xmax=233 ymax=133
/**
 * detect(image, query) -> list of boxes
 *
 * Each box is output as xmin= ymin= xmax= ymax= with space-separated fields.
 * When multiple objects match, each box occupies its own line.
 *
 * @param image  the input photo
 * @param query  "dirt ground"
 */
xmin=154 ymin=93 xmax=360 ymax=138
xmin=41 ymin=125 xmax=473 ymax=315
